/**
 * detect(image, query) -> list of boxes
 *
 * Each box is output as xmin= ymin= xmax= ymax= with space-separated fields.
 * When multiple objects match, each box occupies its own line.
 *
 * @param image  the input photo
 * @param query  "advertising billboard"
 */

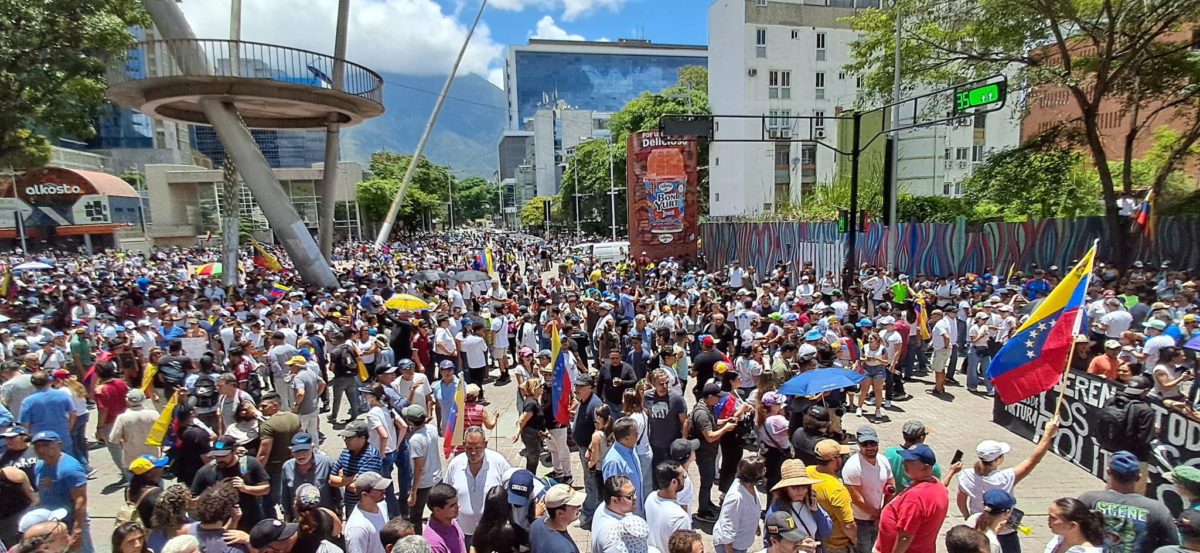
xmin=626 ymin=130 xmax=699 ymax=261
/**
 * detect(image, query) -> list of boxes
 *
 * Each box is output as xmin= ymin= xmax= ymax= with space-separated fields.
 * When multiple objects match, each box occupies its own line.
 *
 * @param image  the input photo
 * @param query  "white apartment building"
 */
xmin=707 ymin=0 xmax=1020 ymax=216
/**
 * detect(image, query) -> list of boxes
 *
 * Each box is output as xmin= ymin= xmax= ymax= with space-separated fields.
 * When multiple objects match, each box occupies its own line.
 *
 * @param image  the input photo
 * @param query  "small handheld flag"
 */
xmin=268 ymin=282 xmax=291 ymax=300
xmin=252 ymin=240 xmax=283 ymax=271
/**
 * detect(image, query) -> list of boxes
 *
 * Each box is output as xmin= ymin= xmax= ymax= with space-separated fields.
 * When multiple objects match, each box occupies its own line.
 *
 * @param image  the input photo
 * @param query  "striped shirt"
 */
xmin=332 ymin=444 xmax=383 ymax=512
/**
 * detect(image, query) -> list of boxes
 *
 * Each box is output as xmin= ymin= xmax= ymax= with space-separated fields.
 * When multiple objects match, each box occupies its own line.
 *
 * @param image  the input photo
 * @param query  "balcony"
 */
xmin=107 ymin=39 xmax=384 ymax=129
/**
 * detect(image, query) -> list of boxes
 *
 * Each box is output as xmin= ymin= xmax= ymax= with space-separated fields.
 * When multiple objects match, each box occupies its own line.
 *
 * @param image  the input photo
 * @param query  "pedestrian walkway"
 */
xmin=81 ymin=368 xmax=1101 ymax=552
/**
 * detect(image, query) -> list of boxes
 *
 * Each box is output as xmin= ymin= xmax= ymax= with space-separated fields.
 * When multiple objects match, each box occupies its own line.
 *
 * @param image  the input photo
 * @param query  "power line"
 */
xmin=384 ymin=76 xmax=506 ymax=110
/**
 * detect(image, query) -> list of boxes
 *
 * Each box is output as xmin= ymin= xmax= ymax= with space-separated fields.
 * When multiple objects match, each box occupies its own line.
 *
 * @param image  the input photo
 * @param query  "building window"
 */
xmin=856 ymin=76 xmax=864 ymax=88
xmin=768 ymin=109 xmax=791 ymax=138
xmin=971 ymin=145 xmax=984 ymax=162
xmin=956 ymin=147 xmax=968 ymax=160
xmin=974 ymin=113 xmax=987 ymax=129
xmin=791 ymin=30 xmax=799 ymax=39
xmin=814 ymin=110 xmax=826 ymax=130
xmin=816 ymin=32 xmax=826 ymax=49
xmin=757 ymin=0 xmax=768 ymax=5
xmin=943 ymin=181 xmax=952 ymax=195
xmin=955 ymin=181 xmax=962 ymax=195
xmin=775 ymin=145 xmax=790 ymax=166
xmin=838 ymin=72 xmax=846 ymax=80
xmin=944 ymin=148 xmax=951 ymax=159
xmin=769 ymin=70 xmax=791 ymax=99
xmin=756 ymin=29 xmax=767 ymax=58
xmin=815 ymin=72 xmax=825 ymax=100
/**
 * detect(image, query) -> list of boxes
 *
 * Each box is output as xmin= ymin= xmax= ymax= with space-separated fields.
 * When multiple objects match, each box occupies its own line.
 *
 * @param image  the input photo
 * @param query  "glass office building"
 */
xmin=506 ymin=39 xmax=707 ymax=129
xmin=191 ymin=127 xmax=327 ymax=169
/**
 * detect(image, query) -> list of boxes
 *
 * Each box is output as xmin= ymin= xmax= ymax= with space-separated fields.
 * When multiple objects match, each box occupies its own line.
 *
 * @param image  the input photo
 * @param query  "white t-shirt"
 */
xmin=462 ymin=335 xmax=488 ymax=369
xmin=884 ymin=330 xmax=904 ymax=361
xmin=408 ymin=424 xmax=443 ymax=488
xmin=434 ymin=327 xmax=457 ymax=355
xmin=395 ymin=373 xmax=432 ymax=409
xmin=841 ymin=452 xmax=893 ymax=520
xmin=931 ymin=318 xmax=955 ymax=351
xmin=1143 ymin=334 xmax=1176 ymax=368
xmin=1099 ymin=310 xmax=1133 ymax=338
xmin=645 ymin=492 xmax=691 ymax=553
xmin=490 ymin=316 xmax=511 ymax=349
xmin=957 ymin=467 xmax=1018 ymax=535
xmin=366 ymin=405 xmax=396 ymax=454
xmin=344 ymin=503 xmax=389 ymax=553
xmin=964 ymin=513 xmax=1003 ymax=553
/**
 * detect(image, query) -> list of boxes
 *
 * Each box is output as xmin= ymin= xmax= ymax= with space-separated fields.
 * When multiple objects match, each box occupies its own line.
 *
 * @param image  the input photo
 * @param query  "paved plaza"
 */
xmin=81 ymin=368 xmax=1103 ymax=552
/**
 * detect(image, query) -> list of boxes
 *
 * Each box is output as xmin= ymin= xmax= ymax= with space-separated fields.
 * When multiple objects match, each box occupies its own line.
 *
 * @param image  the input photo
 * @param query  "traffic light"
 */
xmin=837 ymin=210 xmax=850 ymax=233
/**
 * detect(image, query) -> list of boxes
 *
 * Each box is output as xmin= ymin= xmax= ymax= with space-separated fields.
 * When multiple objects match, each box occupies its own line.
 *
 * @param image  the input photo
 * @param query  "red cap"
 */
xmin=52 ymin=369 xmax=71 ymax=381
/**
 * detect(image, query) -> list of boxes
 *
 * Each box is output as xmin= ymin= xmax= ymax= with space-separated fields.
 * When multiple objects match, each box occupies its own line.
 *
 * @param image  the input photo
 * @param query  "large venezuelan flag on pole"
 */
xmin=550 ymin=323 xmax=573 ymax=425
xmin=988 ymin=242 xmax=1097 ymax=404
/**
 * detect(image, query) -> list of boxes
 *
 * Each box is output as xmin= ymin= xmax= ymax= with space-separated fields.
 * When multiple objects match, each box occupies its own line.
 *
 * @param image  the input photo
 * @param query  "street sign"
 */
xmin=954 ymin=80 xmax=1006 ymax=114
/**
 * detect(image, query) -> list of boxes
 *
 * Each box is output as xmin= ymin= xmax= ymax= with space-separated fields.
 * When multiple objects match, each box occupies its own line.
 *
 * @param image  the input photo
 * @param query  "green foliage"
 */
xmin=0 ymin=0 xmax=148 ymax=169
xmin=962 ymin=145 xmax=1102 ymax=220
xmin=357 ymin=152 xmax=452 ymax=228
xmin=355 ymin=178 xmax=399 ymax=224
xmin=120 ymin=170 xmax=145 ymax=190
xmin=788 ymin=158 xmax=885 ymax=222
xmin=558 ymin=139 xmax=627 ymax=236
xmin=453 ymin=176 xmax=498 ymax=222
xmin=607 ymin=66 xmax=711 ymax=146
xmin=520 ymin=196 xmax=563 ymax=229
xmin=896 ymin=194 xmax=979 ymax=223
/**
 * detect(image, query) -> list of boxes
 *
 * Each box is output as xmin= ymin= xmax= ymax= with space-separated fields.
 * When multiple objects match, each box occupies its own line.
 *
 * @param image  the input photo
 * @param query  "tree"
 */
xmin=453 ymin=176 xmax=499 ymax=222
xmin=558 ymin=138 xmax=628 ymax=236
xmin=896 ymin=194 xmax=982 ymax=223
xmin=520 ymin=196 xmax=563 ymax=229
xmin=119 ymin=170 xmax=145 ymax=190
xmin=846 ymin=0 xmax=1200 ymax=266
xmin=356 ymin=152 xmax=450 ymax=229
xmin=0 ymin=0 xmax=148 ymax=168
xmin=962 ymin=143 xmax=1102 ymax=220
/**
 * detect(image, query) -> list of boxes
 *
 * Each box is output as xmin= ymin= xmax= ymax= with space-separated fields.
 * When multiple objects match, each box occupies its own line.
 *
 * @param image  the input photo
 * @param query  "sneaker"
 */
xmin=86 ymin=468 xmax=98 ymax=480
xmin=894 ymin=393 xmax=914 ymax=402
xmin=865 ymin=397 xmax=877 ymax=406
xmin=694 ymin=511 xmax=718 ymax=523
xmin=855 ymin=407 xmax=864 ymax=417
xmin=885 ymin=400 xmax=893 ymax=409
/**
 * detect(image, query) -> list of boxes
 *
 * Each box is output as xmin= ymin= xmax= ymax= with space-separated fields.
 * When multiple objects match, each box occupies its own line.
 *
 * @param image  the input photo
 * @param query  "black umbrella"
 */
xmin=412 ymin=270 xmax=450 ymax=282
xmin=452 ymin=270 xmax=491 ymax=283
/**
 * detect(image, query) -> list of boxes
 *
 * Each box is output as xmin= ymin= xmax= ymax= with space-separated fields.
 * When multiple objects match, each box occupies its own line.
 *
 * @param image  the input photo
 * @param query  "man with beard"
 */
xmin=281 ymin=433 xmax=340 ymax=520
xmin=190 ymin=435 xmax=270 ymax=530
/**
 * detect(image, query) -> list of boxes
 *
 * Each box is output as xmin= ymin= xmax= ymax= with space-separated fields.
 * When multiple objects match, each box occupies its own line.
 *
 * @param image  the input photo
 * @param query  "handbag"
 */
xmin=116 ymin=487 xmax=155 ymax=525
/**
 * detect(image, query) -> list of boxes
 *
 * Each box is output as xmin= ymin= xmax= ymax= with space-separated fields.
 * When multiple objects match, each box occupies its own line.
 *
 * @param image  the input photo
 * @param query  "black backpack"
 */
xmin=191 ymin=374 xmax=219 ymax=410
xmin=1095 ymin=396 xmax=1130 ymax=452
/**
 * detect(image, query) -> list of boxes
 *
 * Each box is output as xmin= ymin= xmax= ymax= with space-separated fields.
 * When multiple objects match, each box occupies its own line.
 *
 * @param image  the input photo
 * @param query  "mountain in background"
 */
xmin=342 ymin=72 xmax=507 ymax=178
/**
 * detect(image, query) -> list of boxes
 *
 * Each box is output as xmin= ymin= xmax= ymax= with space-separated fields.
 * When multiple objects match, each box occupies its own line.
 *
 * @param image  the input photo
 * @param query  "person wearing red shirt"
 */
xmin=876 ymin=444 xmax=948 ymax=553
xmin=94 ymin=363 xmax=130 ymax=481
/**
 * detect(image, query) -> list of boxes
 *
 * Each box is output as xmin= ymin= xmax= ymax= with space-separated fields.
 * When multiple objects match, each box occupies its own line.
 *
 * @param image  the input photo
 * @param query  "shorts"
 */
xmin=863 ymin=365 xmax=887 ymax=383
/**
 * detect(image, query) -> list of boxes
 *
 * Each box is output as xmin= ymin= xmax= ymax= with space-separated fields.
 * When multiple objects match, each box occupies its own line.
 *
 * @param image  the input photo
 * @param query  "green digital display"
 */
xmin=954 ymin=81 xmax=1005 ymax=113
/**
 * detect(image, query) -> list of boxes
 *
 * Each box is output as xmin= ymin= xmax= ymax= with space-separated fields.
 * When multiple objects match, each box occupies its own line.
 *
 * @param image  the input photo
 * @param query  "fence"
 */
xmin=701 ymin=216 xmax=1200 ymax=277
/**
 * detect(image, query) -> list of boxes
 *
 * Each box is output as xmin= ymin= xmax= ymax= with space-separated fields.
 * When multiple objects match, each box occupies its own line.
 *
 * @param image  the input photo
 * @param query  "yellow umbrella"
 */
xmin=385 ymin=293 xmax=431 ymax=311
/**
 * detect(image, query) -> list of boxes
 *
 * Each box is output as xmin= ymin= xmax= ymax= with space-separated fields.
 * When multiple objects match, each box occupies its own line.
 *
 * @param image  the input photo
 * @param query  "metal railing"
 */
xmin=108 ymin=39 xmax=383 ymax=105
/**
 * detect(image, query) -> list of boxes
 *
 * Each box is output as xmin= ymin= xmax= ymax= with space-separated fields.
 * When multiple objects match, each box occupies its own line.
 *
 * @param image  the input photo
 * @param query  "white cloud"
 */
xmin=561 ymin=0 xmax=627 ymax=21
xmin=178 ymin=0 xmax=504 ymax=77
xmin=489 ymin=0 xmax=555 ymax=11
xmin=487 ymin=67 xmax=505 ymax=88
xmin=531 ymin=15 xmax=585 ymax=40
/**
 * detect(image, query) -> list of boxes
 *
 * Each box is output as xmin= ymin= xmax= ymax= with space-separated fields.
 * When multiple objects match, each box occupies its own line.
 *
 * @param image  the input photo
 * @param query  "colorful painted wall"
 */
xmin=701 ymin=217 xmax=1200 ymax=276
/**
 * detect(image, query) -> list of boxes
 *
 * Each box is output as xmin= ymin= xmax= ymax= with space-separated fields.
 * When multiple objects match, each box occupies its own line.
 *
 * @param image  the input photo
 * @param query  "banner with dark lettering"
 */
xmin=626 ymin=130 xmax=699 ymax=261
xmin=992 ymin=370 xmax=1200 ymax=513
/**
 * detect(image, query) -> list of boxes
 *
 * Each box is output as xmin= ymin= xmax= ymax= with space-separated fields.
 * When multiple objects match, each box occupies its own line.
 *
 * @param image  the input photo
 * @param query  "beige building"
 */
xmin=144 ymin=161 xmax=363 ymax=247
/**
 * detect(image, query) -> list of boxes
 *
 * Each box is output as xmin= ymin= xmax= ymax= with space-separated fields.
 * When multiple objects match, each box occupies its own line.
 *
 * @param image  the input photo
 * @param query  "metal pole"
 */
xmin=223 ymin=0 xmax=242 ymax=287
xmin=229 ymin=0 xmax=241 ymax=76
xmin=886 ymin=0 xmax=902 ymax=273
xmin=318 ymin=0 xmax=351 ymax=261
xmin=573 ymin=157 xmax=581 ymax=237
xmin=447 ymin=171 xmax=454 ymax=229
xmin=374 ymin=0 xmax=490 ymax=245
xmin=844 ymin=111 xmax=862 ymax=291
xmin=608 ymin=140 xmax=617 ymax=240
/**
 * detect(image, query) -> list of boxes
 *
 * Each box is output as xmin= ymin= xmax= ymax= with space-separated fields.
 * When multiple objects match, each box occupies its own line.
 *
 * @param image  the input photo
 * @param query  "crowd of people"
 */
xmin=0 ymin=230 xmax=1194 ymax=553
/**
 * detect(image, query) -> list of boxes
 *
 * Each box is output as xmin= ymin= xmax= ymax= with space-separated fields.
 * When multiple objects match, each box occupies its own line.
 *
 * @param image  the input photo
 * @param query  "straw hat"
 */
xmin=771 ymin=459 xmax=821 ymax=491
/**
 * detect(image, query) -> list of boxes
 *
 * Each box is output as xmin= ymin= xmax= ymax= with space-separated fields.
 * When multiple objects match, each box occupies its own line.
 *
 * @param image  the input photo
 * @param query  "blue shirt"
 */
xmin=602 ymin=442 xmax=644 ymax=514
xmin=35 ymin=453 xmax=86 ymax=525
xmin=529 ymin=518 xmax=579 ymax=553
xmin=332 ymin=445 xmax=383 ymax=512
xmin=19 ymin=389 xmax=74 ymax=452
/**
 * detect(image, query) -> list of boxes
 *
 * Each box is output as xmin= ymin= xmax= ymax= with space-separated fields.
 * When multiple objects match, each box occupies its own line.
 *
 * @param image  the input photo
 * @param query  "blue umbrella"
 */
xmin=779 ymin=368 xmax=865 ymax=397
xmin=1184 ymin=334 xmax=1200 ymax=352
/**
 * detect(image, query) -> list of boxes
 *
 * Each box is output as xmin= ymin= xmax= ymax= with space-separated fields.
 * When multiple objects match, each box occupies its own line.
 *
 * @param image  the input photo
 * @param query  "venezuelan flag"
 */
xmin=550 ymin=323 xmax=573 ymax=425
xmin=268 ymin=282 xmax=291 ymax=299
xmin=253 ymin=240 xmax=283 ymax=271
xmin=913 ymin=295 xmax=931 ymax=341
xmin=1132 ymin=190 xmax=1154 ymax=237
xmin=988 ymin=242 xmax=1097 ymax=404
xmin=442 ymin=378 xmax=465 ymax=456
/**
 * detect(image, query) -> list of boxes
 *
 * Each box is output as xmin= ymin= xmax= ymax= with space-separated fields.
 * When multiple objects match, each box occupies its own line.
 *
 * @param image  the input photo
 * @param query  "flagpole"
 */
xmin=1051 ymin=239 xmax=1100 ymax=420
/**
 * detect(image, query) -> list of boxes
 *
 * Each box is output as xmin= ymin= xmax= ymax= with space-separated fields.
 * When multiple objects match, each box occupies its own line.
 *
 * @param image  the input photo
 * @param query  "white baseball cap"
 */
xmin=976 ymin=440 xmax=1012 ymax=462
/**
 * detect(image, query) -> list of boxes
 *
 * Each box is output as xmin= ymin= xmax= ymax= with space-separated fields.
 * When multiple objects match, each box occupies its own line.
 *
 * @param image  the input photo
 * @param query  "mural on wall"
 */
xmin=702 ymin=217 xmax=1198 ymax=277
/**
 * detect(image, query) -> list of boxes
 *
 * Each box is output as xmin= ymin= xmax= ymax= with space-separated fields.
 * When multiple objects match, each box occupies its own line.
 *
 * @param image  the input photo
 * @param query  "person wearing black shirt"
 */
xmin=0 ymin=425 xmax=37 ymax=484
xmin=567 ymin=325 xmax=591 ymax=373
xmin=191 ymin=435 xmax=271 ymax=531
xmin=691 ymin=337 xmax=725 ymax=402
xmin=327 ymin=331 xmax=362 ymax=422
xmin=571 ymin=375 xmax=602 ymax=530
xmin=387 ymin=311 xmax=416 ymax=364
xmin=156 ymin=340 xmax=193 ymax=400
xmin=516 ymin=379 xmax=548 ymax=472
xmin=598 ymin=350 xmax=636 ymax=415
xmin=173 ymin=405 xmax=212 ymax=488
xmin=703 ymin=313 xmax=738 ymax=354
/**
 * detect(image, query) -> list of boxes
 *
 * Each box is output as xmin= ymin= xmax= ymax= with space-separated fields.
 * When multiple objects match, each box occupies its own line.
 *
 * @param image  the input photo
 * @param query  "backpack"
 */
xmin=191 ymin=374 xmax=219 ymax=409
xmin=115 ymin=487 xmax=155 ymax=525
xmin=1095 ymin=396 xmax=1130 ymax=452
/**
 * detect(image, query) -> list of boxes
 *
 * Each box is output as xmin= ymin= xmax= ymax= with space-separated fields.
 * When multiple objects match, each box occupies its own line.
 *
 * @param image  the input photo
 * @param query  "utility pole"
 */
xmin=317 ymin=0 xmax=351 ymax=261
xmin=607 ymin=138 xmax=618 ymax=240
xmin=446 ymin=171 xmax=454 ymax=230
xmin=844 ymin=111 xmax=862 ymax=291
xmin=573 ymin=154 xmax=581 ymax=237
xmin=886 ymin=0 xmax=902 ymax=273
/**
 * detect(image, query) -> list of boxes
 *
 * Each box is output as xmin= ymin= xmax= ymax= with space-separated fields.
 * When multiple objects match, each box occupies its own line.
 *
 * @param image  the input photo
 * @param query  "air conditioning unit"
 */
xmin=958 ymin=160 xmax=968 ymax=168
xmin=748 ymin=68 xmax=758 ymax=77
xmin=944 ymin=160 xmax=953 ymax=169
xmin=814 ymin=129 xmax=826 ymax=139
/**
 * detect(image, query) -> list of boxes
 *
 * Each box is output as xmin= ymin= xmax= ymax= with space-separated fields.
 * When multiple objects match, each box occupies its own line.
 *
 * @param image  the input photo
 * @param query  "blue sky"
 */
xmin=180 ymin=0 xmax=710 ymax=88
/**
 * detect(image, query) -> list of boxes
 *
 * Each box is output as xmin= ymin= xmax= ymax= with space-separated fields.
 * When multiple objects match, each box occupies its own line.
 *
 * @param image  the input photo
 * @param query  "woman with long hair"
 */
xmin=713 ymin=455 xmax=768 ymax=553
xmin=857 ymin=332 xmax=889 ymax=421
xmin=622 ymin=387 xmax=653 ymax=499
xmin=969 ymin=490 xmax=1016 ymax=553
xmin=1044 ymin=498 xmax=1105 ymax=553
xmin=112 ymin=522 xmax=152 ymax=553
xmin=514 ymin=378 xmax=547 ymax=473
xmin=763 ymin=459 xmax=832 ymax=549
xmin=586 ymin=404 xmax=615 ymax=494
xmin=51 ymin=370 xmax=90 ymax=468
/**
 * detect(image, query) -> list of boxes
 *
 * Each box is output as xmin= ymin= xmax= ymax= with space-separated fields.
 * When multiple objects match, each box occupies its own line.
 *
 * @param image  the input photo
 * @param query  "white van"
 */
xmin=590 ymin=241 xmax=630 ymax=263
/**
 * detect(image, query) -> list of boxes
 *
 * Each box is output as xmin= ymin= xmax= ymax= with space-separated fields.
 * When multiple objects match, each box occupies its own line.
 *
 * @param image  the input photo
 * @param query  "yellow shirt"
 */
xmin=807 ymin=465 xmax=855 ymax=548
